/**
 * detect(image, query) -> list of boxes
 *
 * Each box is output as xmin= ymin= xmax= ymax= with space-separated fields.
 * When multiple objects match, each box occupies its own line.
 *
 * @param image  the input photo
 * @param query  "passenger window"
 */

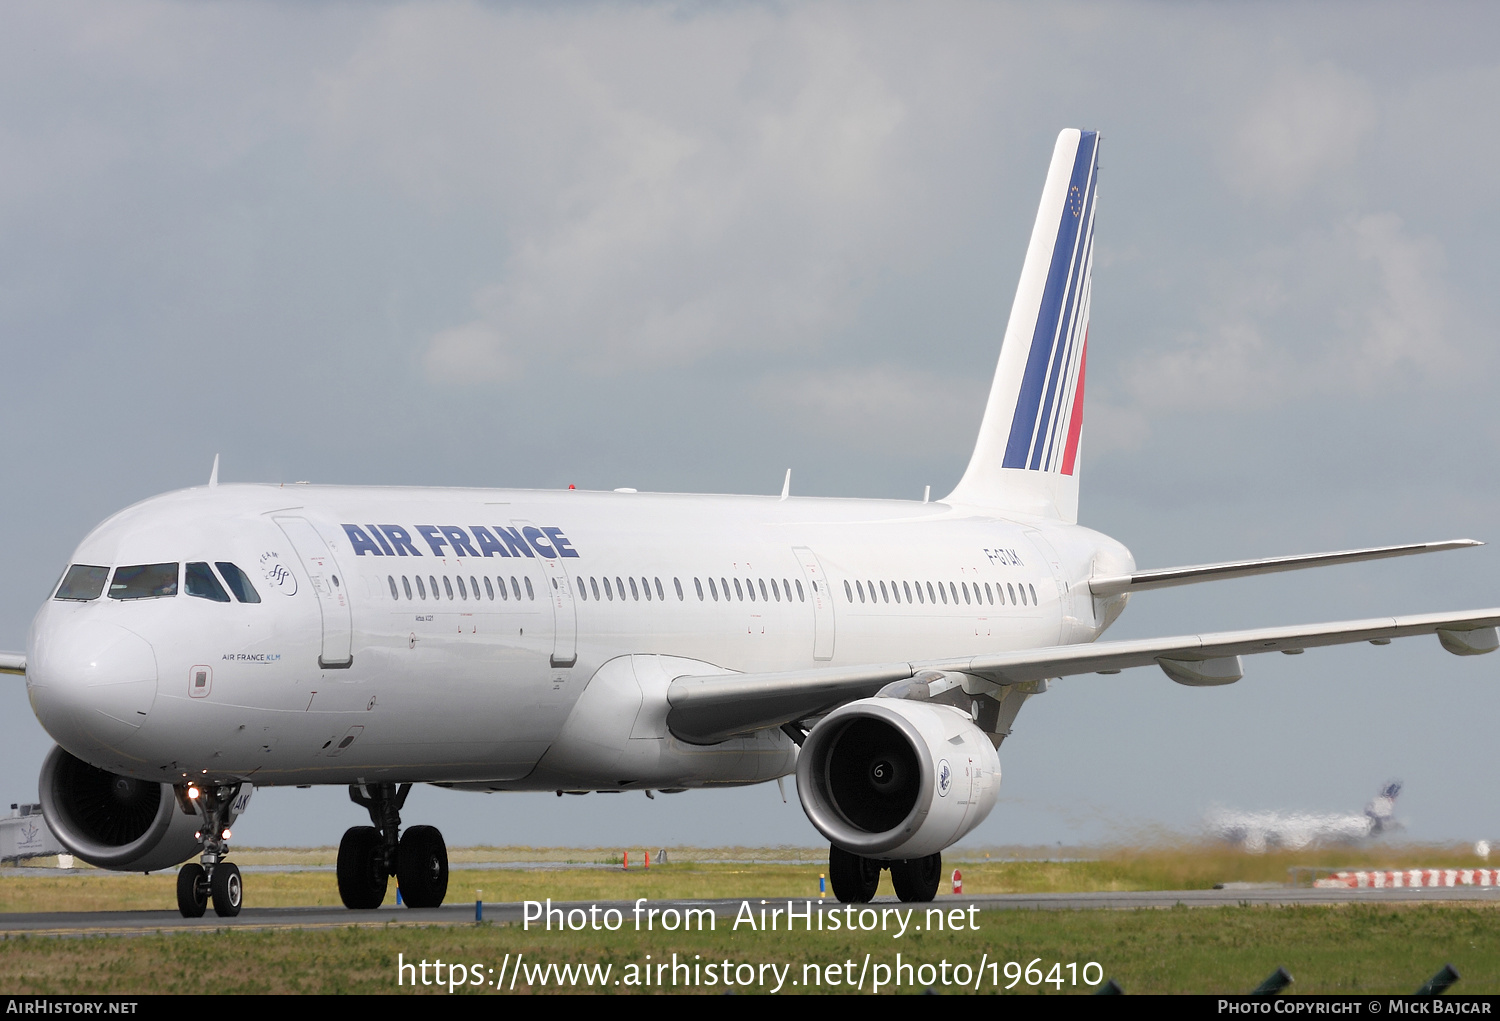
xmin=428 ymin=575 xmax=439 ymax=599
xmin=723 ymin=577 xmax=733 ymax=601
xmin=1019 ymin=584 xmax=1028 ymax=605
xmin=471 ymin=575 xmax=481 ymax=600
xmin=575 ymin=577 xmax=586 ymax=601
xmin=985 ymin=583 xmax=993 ymax=605
xmin=416 ymin=576 xmax=427 ymax=599
xmin=403 ymin=576 xmax=413 ymax=600
xmin=949 ymin=582 xmax=958 ymax=604
xmin=709 ymin=577 xmax=718 ymax=601
xmin=525 ymin=577 xmax=535 ymax=600
xmin=879 ymin=581 xmax=888 ymax=603
xmin=496 ymin=577 xmax=508 ymax=601
xmin=1030 ymin=583 xmax=1038 ymax=605
xmin=388 ymin=576 xmax=399 ymax=601
xmin=510 ymin=577 xmax=521 ymax=600
xmin=655 ymin=578 xmax=665 ymax=601
xmin=925 ymin=582 xmax=935 ymax=604
xmin=591 ymin=577 xmax=601 ymax=600
xmin=638 ymin=577 xmax=649 ymax=601
xmin=962 ymin=582 xmax=971 ymax=605
xmin=746 ymin=578 xmax=755 ymax=602
xmin=443 ymin=576 xmax=454 ymax=600
xmin=55 ymin=565 xmax=109 ymax=601
xmin=733 ymin=578 xmax=744 ymax=601
xmin=856 ymin=580 xmax=865 ymax=604
xmin=783 ymin=579 xmax=792 ymax=601
xmin=485 ymin=577 xmax=495 ymax=600
xmin=903 ymin=581 xmax=912 ymax=603
xmin=109 ymin=563 xmax=178 ymax=600
xmin=456 ymin=576 xmax=467 ymax=600
xmin=186 ymin=562 xmax=231 ymax=602
xmin=796 ymin=579 xmax=804 ymax=601
xmin=674 ymin=577 xmax=683 ymax=601
xmin=844 ymin=580 xmax=853 ymax=602
xmin=214 ymin=563 xmax=261 ymax=604
xmin=939 ymin=583 xmax=948 ymax=604
xmin=1007 ymin=583 xmax=1016 ymax=604
xmin=771 ymin=579 xmax=780 ymax=602
xmin=694 ymin=577 xmax=704 ymax=600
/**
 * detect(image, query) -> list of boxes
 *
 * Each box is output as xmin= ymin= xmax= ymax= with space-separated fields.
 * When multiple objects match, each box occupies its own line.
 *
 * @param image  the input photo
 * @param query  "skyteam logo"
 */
xmin=937 ymin=758 xmax=953 ymax=798
xmin=1002 ymin=129 xmax=1098 ymax=477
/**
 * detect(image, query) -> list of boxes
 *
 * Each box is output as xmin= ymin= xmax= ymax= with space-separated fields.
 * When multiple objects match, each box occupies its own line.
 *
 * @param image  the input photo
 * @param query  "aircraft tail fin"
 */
xmin=944 ymin=128 xmax=1100 ymax=521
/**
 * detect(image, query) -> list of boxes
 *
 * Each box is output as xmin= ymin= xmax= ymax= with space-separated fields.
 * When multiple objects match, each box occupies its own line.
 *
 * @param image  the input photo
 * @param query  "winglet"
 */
xmin=780 ymin=469 xmax=790 ymax=501
xmin=208 ymin=454 xmax=220 ymax=489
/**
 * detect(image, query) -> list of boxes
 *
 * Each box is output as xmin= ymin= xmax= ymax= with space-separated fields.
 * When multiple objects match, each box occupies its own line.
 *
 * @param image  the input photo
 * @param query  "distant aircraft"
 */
xmin=1207 ymin=781 xmax=1403 ymax=852
xmin=3 ymin=129 xmax=1495 ymax=919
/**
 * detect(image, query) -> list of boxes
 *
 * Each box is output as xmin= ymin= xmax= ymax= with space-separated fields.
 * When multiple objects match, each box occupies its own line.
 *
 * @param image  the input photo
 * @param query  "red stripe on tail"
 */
xmin=1060 ymin=335 xmax=1087 ymax=475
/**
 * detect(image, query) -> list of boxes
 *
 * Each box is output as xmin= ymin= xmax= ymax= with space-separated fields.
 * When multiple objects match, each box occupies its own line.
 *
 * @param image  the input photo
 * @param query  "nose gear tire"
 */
xmin=211 ymin=862 xmax=243 ymax=917
xmin=176 ymin=863 xmax=207 ymax=918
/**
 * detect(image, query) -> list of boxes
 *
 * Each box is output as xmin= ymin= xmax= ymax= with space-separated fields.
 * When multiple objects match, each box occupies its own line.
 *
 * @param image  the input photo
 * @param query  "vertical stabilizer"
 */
xmin=945 ymin=129 xmax=1099 ymax=521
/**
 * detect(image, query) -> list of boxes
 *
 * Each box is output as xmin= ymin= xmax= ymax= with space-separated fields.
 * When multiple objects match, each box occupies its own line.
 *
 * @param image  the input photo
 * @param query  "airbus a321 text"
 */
xmin=3 ymin=130 xmax=1495 ymax=917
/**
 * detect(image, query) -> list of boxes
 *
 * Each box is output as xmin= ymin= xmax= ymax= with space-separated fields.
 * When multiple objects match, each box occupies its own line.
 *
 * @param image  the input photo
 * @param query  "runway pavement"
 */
xmin=1 ymin=884 xmax=1496 ymax=938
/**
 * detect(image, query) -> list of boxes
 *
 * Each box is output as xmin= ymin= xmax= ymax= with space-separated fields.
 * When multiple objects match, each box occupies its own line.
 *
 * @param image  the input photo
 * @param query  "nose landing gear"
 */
xmin=338 ymin=783 xmax=449 ymax=910
xmin=174 ymin=783 xmax=246 ymax=918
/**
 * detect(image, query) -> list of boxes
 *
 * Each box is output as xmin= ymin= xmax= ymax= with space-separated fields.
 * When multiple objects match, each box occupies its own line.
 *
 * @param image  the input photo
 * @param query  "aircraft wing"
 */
xmin=664 ymin=608 xmax=1500 ymax=744
xmin=1089 ymin=539 xmax=1479 ymax=596
xmin=0 ymin=652 xmax=24 ymax=676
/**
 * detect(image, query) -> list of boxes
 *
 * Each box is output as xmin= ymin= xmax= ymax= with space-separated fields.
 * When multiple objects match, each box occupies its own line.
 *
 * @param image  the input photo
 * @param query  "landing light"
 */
xmin=187 ymin=786 xmax=200 ymax=800
xmin=221 ymin=828 xmax=231 ymax=840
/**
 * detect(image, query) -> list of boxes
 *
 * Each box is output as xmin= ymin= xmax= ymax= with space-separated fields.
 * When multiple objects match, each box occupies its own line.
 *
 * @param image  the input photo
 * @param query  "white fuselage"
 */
xmin=26 ymin=483 xmax=1133 ymax=793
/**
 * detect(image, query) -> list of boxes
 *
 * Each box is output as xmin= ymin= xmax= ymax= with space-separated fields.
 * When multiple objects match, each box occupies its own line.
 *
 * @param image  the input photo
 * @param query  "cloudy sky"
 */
xmin=3 ymin=1 xmax=1498 ymax=850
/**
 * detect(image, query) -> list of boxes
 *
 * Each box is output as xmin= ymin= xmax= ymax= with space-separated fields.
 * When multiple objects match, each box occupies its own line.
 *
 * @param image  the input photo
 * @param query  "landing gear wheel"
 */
xmin=176 ymin=863 xmax=207 ymax=918
xmin=890 ymin=852 xmax=942 ymax=902
xmin=829 ymin=845 xmax=881 ymax=903
xmin=211 ymin=861 xmax=243 ymax=917
xmin=337 ymin=825 xmax=389 ymax=909
xmin=397 ymin=825 xmax=449 ymax=908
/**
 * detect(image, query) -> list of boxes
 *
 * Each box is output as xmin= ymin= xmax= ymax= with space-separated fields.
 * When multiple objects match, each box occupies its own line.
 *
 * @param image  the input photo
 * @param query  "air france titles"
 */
xmin=340 ymin=525 xmax=579 ymax=560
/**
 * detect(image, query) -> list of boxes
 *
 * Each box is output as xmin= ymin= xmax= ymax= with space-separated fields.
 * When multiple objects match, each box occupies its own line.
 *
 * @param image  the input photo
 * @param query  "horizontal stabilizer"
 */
xmin=665 ymin=607 xmax=1500 ymax=743
xmin=1089 ymin=539 xmax=1481 ymax=596
xmin=0 ymin=652 xmax=24 ymax=676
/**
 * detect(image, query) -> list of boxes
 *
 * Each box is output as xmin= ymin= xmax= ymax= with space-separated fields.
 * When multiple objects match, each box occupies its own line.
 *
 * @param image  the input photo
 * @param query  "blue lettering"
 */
xmin=378 ymin=526 xmax=422 ymax=556
xmin=522 ymin=526 xmax=557 ymax=558
xmin=492 ymin=526 xmax=535 ymax=558
xmin=342 ymin=524 xmax=382 ymax=557
xmin=415 ymin=525 xmax=449 ymax=557
xmin=543 ymin=526 xmax=579 ymax=558
xmin=366 ymin=524 xmax=395 ymax=556
xmin=470 ymin=526 xmax=507 ymax=558
xmin=439 ymin=525 xmax=480 ymax=558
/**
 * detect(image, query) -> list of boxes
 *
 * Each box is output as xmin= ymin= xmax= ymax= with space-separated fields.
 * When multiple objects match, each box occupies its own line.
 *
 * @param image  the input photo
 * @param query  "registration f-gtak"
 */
xmin=8 ymin=130 xmax=1494 ymax=917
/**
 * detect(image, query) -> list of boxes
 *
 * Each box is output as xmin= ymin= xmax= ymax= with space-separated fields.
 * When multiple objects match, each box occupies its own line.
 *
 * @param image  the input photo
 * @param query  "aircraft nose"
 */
xmin=28 ymin=618 xmax=159 ymax=756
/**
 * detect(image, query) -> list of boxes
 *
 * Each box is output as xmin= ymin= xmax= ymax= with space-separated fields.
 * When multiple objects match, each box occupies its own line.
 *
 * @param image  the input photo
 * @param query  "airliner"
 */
xmin=1207 ymin=781 xmax=1404 ymax=853
xmin=4 ymin=129 xmax=1496 ymax=919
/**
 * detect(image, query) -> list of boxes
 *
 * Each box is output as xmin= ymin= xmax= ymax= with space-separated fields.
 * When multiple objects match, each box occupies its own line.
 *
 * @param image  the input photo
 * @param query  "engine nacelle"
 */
xmin=38 ymin=745 xmax=202 ymax=872
xmin=796 ymin=698 xmax=1001 ymax=860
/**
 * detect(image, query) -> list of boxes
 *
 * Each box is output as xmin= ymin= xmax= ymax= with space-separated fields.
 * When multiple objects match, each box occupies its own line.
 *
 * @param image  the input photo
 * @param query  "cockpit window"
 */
xmin=109 ymin=563 xmax=178 ymax=600
xmin=185 ymin=563 xmax=231 ymax=602
xmin=215 ymin=563 xmax=261 ymax=604
xmin=55 ymin=565 xmax=109 ymax=601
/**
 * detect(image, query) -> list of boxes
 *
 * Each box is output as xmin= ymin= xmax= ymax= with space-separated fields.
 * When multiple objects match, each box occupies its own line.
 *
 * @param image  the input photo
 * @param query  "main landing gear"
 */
xmin=828 ymin=845 xmax=942 ymax=903
xmin=175 ymin=783 xmax=246 ymax=918
xmin=337 ymin=782 xmax=450 ymax=910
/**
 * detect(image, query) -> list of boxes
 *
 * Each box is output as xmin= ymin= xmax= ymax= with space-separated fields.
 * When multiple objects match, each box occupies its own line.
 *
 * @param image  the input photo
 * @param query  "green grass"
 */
xmin=0 ymin=904 xmax=1494 ymax=994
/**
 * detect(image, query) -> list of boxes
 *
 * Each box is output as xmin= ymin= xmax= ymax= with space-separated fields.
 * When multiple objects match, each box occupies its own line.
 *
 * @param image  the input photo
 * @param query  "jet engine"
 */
xmin=38 ymin=745 xmax=201 ymax=872
xmin=795 ymin=698 xmax=1000 ymax=860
